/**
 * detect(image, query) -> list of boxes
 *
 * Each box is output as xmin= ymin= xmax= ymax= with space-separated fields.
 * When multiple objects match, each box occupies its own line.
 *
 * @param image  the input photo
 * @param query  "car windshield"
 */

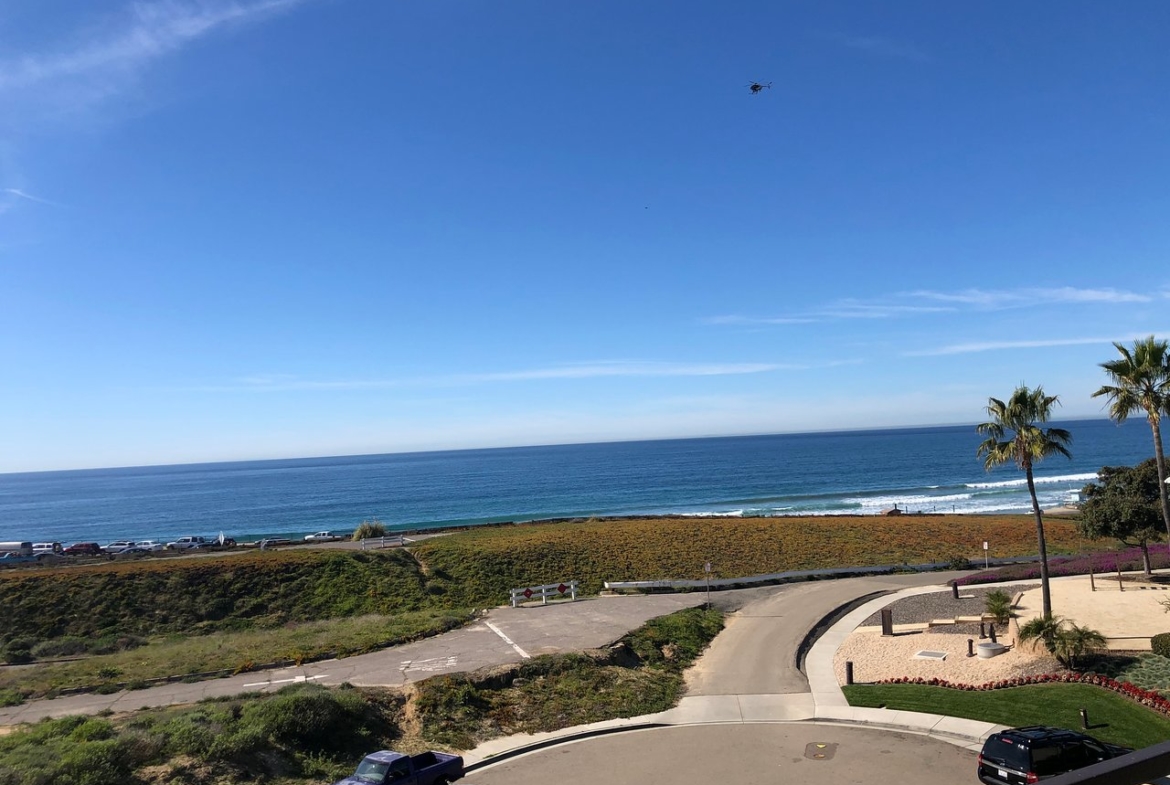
xmin=354 ymin=760 xmax=389 ymax=782
xmin=985 ymin=738 xmax=1031 ymax=771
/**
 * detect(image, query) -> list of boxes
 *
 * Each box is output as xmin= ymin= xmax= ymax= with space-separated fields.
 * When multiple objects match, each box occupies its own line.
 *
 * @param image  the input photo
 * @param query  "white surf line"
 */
xmin=484 ymin=621 xmax=531 ymax=659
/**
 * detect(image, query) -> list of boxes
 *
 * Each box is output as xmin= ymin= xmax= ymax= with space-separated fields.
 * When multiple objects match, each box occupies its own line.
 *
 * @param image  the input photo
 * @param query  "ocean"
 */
xmin=0 ymin=418 xmax=1157 ymax=546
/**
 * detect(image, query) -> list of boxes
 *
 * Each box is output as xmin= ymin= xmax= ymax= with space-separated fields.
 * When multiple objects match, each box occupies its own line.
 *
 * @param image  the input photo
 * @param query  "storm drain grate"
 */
xmin=914 ymin=650 xmax=947 ymax=660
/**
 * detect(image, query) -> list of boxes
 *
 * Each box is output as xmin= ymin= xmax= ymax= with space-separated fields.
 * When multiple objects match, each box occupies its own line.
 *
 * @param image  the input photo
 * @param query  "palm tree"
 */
xmin=1093 ymin=336 xmax=1170 ymax=544
xmin=1053 ymin=623 xmax=1106 ymax=670
xmin=977 ymin=386 xmax=1072 ymax=619
xmin=1017 ymin=615 xmax=1065 ymax=653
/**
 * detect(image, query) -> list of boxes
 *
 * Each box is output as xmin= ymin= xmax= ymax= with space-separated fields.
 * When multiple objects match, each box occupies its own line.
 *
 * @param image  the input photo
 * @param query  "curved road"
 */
xmin=471 ymin=724 xmax=975 ymax=785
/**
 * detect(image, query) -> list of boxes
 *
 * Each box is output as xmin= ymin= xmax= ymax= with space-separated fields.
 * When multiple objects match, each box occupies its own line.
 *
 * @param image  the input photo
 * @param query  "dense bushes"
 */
xmin=1152 ymin=633 xmax=1170 ymax=658
xmin=0 ymin=550 xmax=430 ymax=648
xmin=0 ymin=684 xmax=400 ymax=785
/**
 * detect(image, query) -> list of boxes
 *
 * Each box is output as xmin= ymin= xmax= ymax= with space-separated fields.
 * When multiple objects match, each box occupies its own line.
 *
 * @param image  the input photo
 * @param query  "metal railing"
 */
xmin=1045 ymin=740 xmax=1170 ymax=785
xmin=510 ymin=581 xmax=579 ymax=607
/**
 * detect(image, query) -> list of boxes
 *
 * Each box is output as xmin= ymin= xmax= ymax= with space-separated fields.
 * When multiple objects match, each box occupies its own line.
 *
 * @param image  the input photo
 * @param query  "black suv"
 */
xmin=978 ymin=726 xmax=1131 ymax=784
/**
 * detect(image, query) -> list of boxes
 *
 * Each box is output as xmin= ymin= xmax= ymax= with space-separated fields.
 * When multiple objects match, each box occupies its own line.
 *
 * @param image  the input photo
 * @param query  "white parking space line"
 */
xmin=485 ymin=621 xmax=531 ymax=659
xmin=399 ymin=656 xmax=459 ymax=673
xmin=242 ymin=674 xmax=327 ymax=688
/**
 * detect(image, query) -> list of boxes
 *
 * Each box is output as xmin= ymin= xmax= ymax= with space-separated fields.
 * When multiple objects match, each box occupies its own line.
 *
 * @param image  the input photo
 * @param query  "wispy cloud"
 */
xmin=703 ymin=315 xmax=820 ymax=326
xmin=706 ymin=286 xmax=1156 ymax=329
xmin=198 ymin=361 xmax=792 ymax=393
xmin=0 ymin=0 xmax=309 ymax=108
xmin=3 ymin=188 xmax=58 ymax=206
xmin=824 ymin=33 xmax=930 ymax=62
xmin=906 ymin=333 xmax=1168 ymax=357
xmin=704 ymin=302 xmax=953 ymax=327
xmin=907 ymin=287 xmax=1152 ymax=308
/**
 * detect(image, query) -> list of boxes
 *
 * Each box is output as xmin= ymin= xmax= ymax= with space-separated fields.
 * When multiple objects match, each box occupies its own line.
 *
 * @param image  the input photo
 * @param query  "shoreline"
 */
xmin=1 ymin=508 xmax=1084 ymax=552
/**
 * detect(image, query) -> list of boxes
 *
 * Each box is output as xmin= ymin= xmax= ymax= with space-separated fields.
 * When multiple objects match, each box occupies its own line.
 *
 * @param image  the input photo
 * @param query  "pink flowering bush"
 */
xmin=955 ymin=546 xmax=1170 ymax=587
xmin=872 ymin=672 xmax=1170 ymax=715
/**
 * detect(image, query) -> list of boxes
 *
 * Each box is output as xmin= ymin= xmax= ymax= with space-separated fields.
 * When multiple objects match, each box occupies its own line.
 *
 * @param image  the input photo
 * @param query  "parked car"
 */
xmin=32 ymin=542 xmax=63 ymax=555
xmin=205 ymin=535 xmax=237 ymax=548
xmin=0 ymin=552 xmax=37 ymax=565
xmin=978 ymin=726 xmax=1131 ymax=784
xmin=333 ymin=750 xmax=464 ymax=785
xmin=305 ymin=531 xmax=342 ymax=542
xmin=134 ymin=540 xmax=165 ymax=551
xmin=0 ymin=542 xmax=33 ymax=557
xmin=256 ymin=537 xmax=291 ymax=549
xmin=166 ymin=536 xmax=208 ymax=550
xmin=104 ymin=541 xmax=137 ymax=554
xmin=63 ymin=542 xmax=103 ymax=556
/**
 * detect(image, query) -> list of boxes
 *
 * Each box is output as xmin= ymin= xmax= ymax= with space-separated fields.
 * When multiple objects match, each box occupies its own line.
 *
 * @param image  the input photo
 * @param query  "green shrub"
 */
xmin=1152 ymin=632 xmax=1170 ymax=658
xmin=985 ymin=590 xmax=1013 ymax=626
xmin=2 ymin=638 xmax=35 ymax=665
xmin=0 ymin=688 xmax=25 ymax=707
xmin=57 ymin=738 xmax=135 ymax=785
xmin=623 ymin=607 xmax=724 ymax=672
xmin=240 ymin=684 xmax=371 ymax=752
xmin=351 ymin=519 xmax=388 ymax=540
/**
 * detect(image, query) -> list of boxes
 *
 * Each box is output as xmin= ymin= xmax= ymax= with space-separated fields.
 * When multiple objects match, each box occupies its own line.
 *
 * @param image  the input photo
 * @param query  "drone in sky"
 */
xmin=747 ymin=81 xmax=772 ymax=95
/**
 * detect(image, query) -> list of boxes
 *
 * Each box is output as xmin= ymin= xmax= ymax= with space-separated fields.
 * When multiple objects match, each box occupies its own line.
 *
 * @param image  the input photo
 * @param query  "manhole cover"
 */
xmin=804 ymin=742 xmax=838 ymax=760
xmin=914 ymin=650 xmax=947 ymax=660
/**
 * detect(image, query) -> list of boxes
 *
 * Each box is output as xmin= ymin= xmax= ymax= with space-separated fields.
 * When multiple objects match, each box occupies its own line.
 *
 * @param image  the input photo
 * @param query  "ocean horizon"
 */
xmin=0 ymin=418 xmax=1157 ymax=546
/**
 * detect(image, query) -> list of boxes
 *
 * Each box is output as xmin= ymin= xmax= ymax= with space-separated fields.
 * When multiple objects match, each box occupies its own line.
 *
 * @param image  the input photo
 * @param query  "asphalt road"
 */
xmin=686 ymin=571 xmax=969 ymax=696
xmin=470 ymin=724 xmax=976 ymax=785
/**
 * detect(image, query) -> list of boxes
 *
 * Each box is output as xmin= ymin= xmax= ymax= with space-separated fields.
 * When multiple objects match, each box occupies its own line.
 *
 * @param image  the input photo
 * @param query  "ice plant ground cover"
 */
xmin=956 ymin=546 xmax=1170 ymax=586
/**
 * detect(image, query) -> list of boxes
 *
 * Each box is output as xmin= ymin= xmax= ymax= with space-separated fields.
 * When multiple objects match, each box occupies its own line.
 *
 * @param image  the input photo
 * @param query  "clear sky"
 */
xmin=2 ymin=1 xmax=1168 ymax=473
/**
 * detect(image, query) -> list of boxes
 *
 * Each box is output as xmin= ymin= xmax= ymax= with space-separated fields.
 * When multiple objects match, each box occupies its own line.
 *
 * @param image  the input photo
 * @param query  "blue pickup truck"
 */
xmin=333 ymin=750 xmax=464 ymax=785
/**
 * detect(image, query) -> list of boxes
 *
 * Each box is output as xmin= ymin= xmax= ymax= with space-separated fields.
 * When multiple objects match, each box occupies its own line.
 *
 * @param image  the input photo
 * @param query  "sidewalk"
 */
xmin=465 ymin=581 xmax=1007 ymax=769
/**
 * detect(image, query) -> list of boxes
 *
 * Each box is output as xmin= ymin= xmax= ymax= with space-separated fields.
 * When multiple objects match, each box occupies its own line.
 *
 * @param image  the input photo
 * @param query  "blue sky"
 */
xmin=2 ymin=1 xmax=1168 ymax=472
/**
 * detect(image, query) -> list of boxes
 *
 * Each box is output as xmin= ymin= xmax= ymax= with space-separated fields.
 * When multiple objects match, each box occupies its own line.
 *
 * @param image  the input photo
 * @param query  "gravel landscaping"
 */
xmin=839 ymin=584 xmax=1059 ymax=686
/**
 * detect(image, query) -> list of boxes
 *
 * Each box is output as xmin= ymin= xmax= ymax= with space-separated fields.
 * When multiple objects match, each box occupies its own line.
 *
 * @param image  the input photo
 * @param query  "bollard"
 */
xmin=845 ymin=661 xmax=854 ymax=685
xmin=967 ymin=639 xmax=974 ymax=657
xmin=979 ymin=622 xmax=987 ymax=639
xmin=1080 ymin=708 xmax=1089 ymax=729
xmin=989 ymin=625 xmax=997 ymax=643
xmin=951 ymin=582 xmax=959 ymax=599
xmin=881 ymin=608 xmax=894 ymax=637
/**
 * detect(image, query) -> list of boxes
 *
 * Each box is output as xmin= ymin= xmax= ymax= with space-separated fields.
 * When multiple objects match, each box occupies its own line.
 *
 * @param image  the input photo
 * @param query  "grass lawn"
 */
xmin=843 ymin=683 xmax=1170 ymax=749
xmin=0 ymin=609 xmax=471 ymax=701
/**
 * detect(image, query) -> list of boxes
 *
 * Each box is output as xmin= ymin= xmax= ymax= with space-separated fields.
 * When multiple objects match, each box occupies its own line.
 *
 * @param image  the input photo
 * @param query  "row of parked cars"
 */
xmin=2 ymin=531 xmax=349 ymax=565
xmin=0 ymin=537 xmax=239 ymax=563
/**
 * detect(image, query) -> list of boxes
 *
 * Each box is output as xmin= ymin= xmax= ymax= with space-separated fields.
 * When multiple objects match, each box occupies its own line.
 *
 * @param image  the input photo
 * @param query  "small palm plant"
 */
xmin=1018 ymin=616 xmax=1106 ymax=669
xmin=1054 ymin=623 xmax=1107 ymax=670
xmin=985 ymin=590 xmax=1013 ymax=627
xmin=1018 ymin=615 xmax=1065 ymax=653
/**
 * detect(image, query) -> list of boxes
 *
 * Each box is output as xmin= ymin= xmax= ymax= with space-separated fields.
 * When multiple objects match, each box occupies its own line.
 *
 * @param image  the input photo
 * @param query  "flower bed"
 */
xmin=956 ymin=546 xmax=1170 ymax=586
xmin=873 ymin=672 xmax=1170 ymax=716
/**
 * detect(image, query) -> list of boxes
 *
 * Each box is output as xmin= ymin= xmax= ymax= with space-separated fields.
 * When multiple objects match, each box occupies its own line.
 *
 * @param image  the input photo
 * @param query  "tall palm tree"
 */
xmin=977 ymin=386 xmax=1072 ymax=619
xmin=1093 ymin=336 xmax=1170 ymax=544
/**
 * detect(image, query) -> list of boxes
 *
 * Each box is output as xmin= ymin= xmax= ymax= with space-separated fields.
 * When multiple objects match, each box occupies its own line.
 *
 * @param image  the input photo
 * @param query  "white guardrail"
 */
xmin=511 ymin=580 xmax=579 ymax=607
xmin=602 ymin=555 xmax=1043 ymax=592
xmin=360 ymin=535 xmax=410 ymax=550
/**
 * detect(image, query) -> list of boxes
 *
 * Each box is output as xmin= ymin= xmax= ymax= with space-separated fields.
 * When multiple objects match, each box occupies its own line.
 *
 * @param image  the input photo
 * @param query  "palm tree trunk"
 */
xmin=1141 ymin=541 xmax=1152 ymax=577
xmin=1026 ymin=467 xmax=1053 ymax=619
xmin=1152 ymin=419 xmax=1170 ymax=546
